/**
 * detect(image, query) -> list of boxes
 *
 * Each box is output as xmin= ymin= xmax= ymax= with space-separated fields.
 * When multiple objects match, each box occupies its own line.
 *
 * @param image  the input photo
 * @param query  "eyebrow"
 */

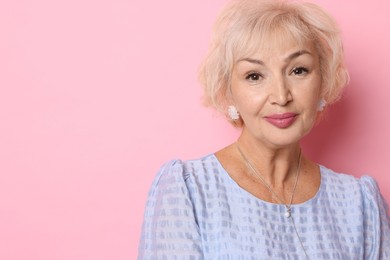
xmin=237 ymin=57 xmax=264 ymax=65
xmin=285 ymin=50 xmax=312 ymax=61
xmin=237 ymin=50 xmax=312 ymax=65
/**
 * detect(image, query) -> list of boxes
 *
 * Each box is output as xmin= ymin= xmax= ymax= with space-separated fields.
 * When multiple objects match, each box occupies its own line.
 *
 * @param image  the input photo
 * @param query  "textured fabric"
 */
xmin=138 ymin=154 xmax=390 ymax=259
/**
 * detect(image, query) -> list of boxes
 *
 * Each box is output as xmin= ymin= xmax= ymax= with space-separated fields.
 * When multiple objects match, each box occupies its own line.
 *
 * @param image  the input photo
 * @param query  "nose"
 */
xmin=268 ymin=75 xmax=292 ymax=106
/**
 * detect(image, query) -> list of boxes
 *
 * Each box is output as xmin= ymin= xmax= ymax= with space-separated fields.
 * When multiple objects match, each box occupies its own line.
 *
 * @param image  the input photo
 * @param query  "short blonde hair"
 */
xmin=199 ymin=0 xmax=349 ymax=124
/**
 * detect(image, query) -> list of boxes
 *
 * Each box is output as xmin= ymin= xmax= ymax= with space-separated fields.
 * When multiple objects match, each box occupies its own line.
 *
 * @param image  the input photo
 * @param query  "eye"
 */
xmin=290 ymin=67 xmax=309 ymax=76
xmin=245 ymin=72 xmax=263 ymax=82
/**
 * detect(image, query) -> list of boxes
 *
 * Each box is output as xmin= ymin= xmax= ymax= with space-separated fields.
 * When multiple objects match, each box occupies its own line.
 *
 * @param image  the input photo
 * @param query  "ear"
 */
xmin=317 ymin=98 xmax=326 ymax=112
xmin=227 ymin=105 xmax=240 ymax=120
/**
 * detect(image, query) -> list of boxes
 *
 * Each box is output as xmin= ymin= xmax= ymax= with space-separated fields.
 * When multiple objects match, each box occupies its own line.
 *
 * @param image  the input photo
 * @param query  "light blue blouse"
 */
xmin=138 ymin=154 xmax=390 ymax=259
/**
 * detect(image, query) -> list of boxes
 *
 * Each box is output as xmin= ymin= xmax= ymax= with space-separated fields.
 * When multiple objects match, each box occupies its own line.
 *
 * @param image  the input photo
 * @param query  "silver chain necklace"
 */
xmin=236 ymin=143 xmax=309 ymax=259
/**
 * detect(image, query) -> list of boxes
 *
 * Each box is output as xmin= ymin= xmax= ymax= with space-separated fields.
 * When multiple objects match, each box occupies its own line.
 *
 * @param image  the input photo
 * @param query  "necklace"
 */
xmin=236 ymin=143 xmax=309 ymax=259
xmin=236 ymin=143 xmax=302 ymax=218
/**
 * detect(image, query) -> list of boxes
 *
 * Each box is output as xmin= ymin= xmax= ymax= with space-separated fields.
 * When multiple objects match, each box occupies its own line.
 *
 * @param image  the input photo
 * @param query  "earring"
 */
xmin=228 ymin=105 xmax=240 ymax=120
xmin=317 ymin=98 xmax=326 ymax=111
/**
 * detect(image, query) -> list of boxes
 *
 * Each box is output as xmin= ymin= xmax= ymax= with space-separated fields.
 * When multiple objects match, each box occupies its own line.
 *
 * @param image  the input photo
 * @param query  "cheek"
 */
xmin=295 ymin=84 xmax=321 ymax=118
xmin=304 ymin=79 xmax=322 ymax=107
xmin=236 ymin=93 xmax=267 ymax=116
xmin=306 ymin=97 xmax=320 ymax=117
xmin=232 ymin=85 xmax=264 ymax=111
xmin=305 ymin=95 xmax=321 ymax=122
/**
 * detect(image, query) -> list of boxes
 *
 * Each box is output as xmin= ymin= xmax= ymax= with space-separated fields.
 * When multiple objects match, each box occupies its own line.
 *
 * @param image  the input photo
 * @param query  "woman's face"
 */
xmin=230 ymin=39 xmax=322 ymax=148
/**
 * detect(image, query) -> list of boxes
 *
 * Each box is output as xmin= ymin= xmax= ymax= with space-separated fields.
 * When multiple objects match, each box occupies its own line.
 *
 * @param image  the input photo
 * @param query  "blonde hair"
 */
xmin=199 ymin=0 xmax=349 ymax=124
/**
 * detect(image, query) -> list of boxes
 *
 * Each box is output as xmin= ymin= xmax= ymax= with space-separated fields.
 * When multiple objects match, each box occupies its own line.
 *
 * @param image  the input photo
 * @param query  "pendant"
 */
xmin=284 ymin=208 xmax=291 ymax=218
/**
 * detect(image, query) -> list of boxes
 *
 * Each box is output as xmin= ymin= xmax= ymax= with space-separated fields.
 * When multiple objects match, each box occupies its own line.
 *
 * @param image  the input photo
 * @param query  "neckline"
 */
xmin=210 ymin=153 xmax=324 ymax=207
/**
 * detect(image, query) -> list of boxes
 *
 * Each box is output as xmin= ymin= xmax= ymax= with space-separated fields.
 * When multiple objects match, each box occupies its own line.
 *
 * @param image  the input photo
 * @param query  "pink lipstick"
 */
xmin=264 ymin=112 xmax=298 ymax=129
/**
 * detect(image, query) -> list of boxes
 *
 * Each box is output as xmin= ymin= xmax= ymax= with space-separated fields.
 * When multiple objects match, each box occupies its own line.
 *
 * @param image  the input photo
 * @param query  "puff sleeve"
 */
xmin=138 ymin=160 xmax=202 ymax=259
xmin=360 ymin=176 xmax=390 ymax=259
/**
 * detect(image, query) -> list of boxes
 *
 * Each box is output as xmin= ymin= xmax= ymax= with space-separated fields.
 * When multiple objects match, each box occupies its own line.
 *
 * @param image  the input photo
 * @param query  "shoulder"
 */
xmin=320 ymin=165 xmax=361 ymax=194
xmin=320 ymin=165 xmax=359 ymax=184
xmin=320 ymin=165 xmax=387 ymax=207
xmin=320 ymin=165 xmax=381 ymax=192
xmin=156 ymin=154 xmax=218 ymax=176
xmin=150 ymin=154 xmax=219 ymax=192
xmin=143 ymin=155 xmax=218 ymax=215
xmin=319 ymin=165 xmax=390 ymax=258
xmin=144 ymin=154 xmax=225 ymax=219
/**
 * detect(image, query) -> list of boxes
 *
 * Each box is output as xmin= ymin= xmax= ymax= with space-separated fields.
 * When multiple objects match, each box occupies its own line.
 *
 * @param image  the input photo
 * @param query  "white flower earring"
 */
xmin=228 ymin=105 xmax=240 ymax=120
xmin=317 ymin=98 xmax=327 ymax=111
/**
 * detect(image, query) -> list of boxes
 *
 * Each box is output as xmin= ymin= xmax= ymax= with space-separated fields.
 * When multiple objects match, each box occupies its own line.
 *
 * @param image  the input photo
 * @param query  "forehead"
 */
xmin=232 ymin=16 xmax=316 ymax=62
xmin=248 ymin=38 xmax=317 ymax=62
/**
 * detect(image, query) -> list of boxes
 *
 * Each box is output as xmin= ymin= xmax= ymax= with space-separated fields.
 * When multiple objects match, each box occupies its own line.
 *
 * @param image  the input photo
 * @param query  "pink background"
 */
xmin=1 ymin=0 xmax=389 ymax=259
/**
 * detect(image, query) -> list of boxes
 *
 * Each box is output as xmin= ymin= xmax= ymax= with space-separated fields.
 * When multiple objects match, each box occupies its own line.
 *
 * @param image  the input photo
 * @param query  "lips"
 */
xmin=264 ymin=112 xmax=298 ymax=129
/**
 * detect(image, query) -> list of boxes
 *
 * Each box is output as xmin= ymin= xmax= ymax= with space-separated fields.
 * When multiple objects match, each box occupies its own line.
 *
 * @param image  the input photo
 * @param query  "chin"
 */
xmin=266 ymin=137 xmax=302 ymax=149
xmin=261 ymin=128 xmax=310 ymax=148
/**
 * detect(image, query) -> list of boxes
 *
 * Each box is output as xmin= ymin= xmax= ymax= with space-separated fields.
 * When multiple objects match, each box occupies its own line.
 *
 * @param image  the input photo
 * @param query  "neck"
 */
xmin=236 ymin=134 xmax=302 ymax=187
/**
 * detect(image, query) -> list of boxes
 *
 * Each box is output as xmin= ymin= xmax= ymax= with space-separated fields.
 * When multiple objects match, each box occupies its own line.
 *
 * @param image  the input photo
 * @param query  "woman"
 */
xmin=139 ymin=0 xmax=390 ymax=259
